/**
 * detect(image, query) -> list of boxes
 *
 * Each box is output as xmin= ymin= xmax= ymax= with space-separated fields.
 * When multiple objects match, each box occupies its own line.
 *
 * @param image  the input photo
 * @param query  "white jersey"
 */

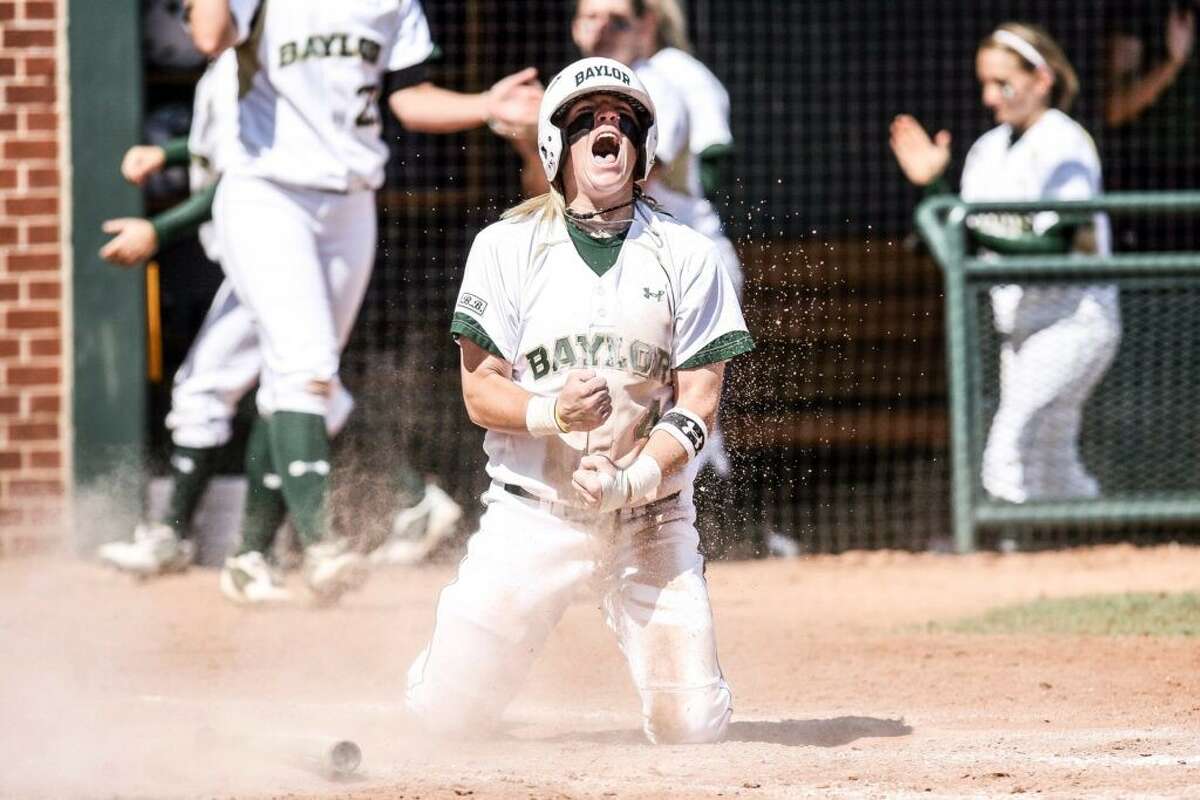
xmin=188 ymin=51 xmax=240 ymax=262
xmin=960 ymin=108 xmax=1115 ymax=335
xmin=632 ymin=55 xmax=729 ymax=245
xmin=188 ymin=50 xmax=240 ymax=188
xmin=451 ymin=203 xmax=753 ymax=506
xmin=649 ymin=48 xmax=733 ymax=155
xmin=227 ymin=0 xmax=435 ymax=192
xmin=961 ymin=108 xmax=1110 ymax=253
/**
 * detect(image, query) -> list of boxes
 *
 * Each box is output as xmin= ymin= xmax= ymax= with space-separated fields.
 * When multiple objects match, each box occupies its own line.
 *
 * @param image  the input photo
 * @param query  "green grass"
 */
xmin=934 ymin=592 xmax=1200 ymax=637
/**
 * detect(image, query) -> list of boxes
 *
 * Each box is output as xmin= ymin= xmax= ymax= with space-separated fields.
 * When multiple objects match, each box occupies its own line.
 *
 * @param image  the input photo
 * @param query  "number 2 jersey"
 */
xmin=451 ymin=202 xmax=754 ymax=507
xmin=226 ymin=0 xmax=435 ymax=192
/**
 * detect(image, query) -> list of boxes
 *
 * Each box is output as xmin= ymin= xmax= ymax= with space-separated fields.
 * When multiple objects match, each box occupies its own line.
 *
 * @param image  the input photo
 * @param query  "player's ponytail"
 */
xmin=502 ymin=187 xmax=567 ymax=223
xmin=981 ymin=22 xmax=1080 ymax=113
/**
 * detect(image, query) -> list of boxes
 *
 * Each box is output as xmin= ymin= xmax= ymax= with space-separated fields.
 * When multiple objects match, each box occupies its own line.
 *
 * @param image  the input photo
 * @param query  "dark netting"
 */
xmin=974 ymin=281 xmax=1200 ymax=500
xmin=148 ymin=0 xmax=1200 ymax=554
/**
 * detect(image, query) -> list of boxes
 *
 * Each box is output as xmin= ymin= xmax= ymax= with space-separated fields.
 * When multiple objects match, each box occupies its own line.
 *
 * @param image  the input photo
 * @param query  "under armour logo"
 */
xmin=643 ymin=287 xmax=665 ymax=302
xmin=662 ymin=411 xmax=705 ymax=451
xmin=287 ymin=460 xmax=330 ymax=477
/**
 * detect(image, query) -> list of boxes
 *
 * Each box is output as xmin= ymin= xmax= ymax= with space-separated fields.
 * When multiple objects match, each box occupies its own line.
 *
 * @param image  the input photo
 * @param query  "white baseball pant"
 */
xmin=213 ymin=174 xmax=375 ymax=418
xmin=406 ymin=485 xmax=732 ymax=744
xmin=166 ymin=280 xmax=260 ymax=449
xmin=982 ymin=285 xmax=1121 ymax=502
xmin=166 ymin=280 xmax=356 ymax=448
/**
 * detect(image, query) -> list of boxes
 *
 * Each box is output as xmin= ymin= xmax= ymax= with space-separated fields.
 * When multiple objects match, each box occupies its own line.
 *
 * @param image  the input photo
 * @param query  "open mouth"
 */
xmin=591 ymin=130 xmax=621 ymax=165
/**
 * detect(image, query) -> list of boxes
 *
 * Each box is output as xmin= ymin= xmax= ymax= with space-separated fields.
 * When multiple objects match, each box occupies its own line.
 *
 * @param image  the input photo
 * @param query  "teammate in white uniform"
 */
xmin=95 ymin=46 xmax=452 ymax=598
xmin=96 ymin=52 xmax=273 ymax=580
xmin=890 ymin=22 xmax=1121 ymax=503
xmin=569 ymin=0 xmax=742 ymax=478
xmin=189 ymin=0 xmax=542 ymax=602
xmin=406 ymin=58 xmax=753 ymax=744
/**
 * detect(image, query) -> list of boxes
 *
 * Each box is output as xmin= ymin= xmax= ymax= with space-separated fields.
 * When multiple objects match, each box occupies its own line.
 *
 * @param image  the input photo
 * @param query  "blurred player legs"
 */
xmin=165 ymin=281 xmax=260 ymax=451
xmin=97 ymin=280 xmax=259 ymax=576
xmin=214 ymin=173 xmax=375 ymax=602
xmin=371 ymin=481 xmax=463 ymax=566
xmin=982 ymin=287 xmax=1120 ymax=503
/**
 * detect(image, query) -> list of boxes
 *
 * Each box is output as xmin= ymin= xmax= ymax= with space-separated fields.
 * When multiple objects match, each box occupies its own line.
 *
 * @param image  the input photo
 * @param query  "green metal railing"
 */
xmin=915 ymin=192 xmax=1200 ymax=552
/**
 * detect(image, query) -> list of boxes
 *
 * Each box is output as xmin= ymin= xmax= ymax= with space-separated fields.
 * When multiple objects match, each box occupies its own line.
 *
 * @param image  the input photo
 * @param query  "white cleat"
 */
xmin=765 ymin=530 xmax=801 ymax=558
xmin=219 ymin=551 xmax=292 ymax=605
xmin=371 ymin=483 xmax=463 ymax=566
xmin=304 ymin=539 xmax=369 ymax=605
xmin=97 ymin=522 xmax=195 ymax=577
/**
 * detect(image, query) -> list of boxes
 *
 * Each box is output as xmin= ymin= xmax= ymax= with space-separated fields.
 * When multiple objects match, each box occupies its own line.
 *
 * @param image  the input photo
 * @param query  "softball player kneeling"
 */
xmin=406 ymin=57 xmax=754 ymax=744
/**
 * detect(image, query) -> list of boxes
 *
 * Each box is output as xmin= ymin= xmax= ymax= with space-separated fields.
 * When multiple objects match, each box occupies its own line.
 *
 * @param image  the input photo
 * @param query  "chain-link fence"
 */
xmin=148 ymin=0 xmax=1200 ymax=554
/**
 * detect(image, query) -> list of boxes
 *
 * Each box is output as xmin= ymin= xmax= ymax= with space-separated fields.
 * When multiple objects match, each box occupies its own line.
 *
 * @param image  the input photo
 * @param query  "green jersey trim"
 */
xmin=917 ymin=177 xmax=1082 ymax=255
xmin=678 ymin=330 xmax=755 ymax=370
xmin=565 ymin=216 xmax=628 ymax=277
xmin=969 ymin=218 xmax=1079 ymax=255
xmin=450 ymin=311 xmax=503 ymax=358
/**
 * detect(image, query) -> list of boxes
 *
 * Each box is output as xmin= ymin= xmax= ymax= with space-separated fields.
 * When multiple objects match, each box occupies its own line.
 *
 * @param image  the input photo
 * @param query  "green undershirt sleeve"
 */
xmin=698 ymin=143 xmax=734 ymax=202
xmin=922 ymin=174 xmax=952 ymax=200
xmin=161 ymin=136 xmax=191 ymax=167
xmin=150 ymin=182 xmax=217 ymax=250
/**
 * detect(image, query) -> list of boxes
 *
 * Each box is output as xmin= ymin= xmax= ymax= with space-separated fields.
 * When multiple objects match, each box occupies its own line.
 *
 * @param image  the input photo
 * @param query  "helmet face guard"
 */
xmin=537 ymin=57 xmax=658 ymax=187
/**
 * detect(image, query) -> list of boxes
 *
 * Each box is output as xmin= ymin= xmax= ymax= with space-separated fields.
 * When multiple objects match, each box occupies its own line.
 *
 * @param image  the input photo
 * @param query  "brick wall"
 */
xmin=0 ymin=0 xmax=67 ymax=553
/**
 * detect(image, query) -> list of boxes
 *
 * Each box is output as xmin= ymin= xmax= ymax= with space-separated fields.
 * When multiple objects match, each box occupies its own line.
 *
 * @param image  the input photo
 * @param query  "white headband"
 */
xmin=991 ymin=30 xmax=1048 ymax=70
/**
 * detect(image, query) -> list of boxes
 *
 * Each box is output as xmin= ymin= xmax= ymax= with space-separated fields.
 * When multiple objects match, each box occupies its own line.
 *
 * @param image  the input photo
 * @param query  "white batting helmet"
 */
xmin=537 ymin=57 xmax=658 ymax=186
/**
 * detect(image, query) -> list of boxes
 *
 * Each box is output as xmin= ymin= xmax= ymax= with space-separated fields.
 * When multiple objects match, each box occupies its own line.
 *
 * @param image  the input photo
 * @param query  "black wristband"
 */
xmin=653 ymin=409 xmax=708 ymax=458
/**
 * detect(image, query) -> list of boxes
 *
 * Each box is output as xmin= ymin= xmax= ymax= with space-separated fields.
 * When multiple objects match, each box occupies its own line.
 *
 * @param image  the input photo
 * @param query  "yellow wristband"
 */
xmin=553 ymin=399 xmax=569 ymax=433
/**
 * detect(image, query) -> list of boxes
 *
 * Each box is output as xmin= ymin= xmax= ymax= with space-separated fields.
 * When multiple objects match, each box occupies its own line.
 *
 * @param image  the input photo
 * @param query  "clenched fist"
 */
xmin=572 ymin=454 xmax=625 ymax=511
xmin=556 ymin=369 xmax=611 ymax=432
xmin=121 ymin=144 xmax=167 ymax=187
xmin=572 ymin=453 xmax=662 ymax=513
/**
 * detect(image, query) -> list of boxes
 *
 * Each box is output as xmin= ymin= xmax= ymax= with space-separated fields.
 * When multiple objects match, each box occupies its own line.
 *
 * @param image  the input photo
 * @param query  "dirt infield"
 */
xmin=1 ymin=543 xmax=1197 ymax=799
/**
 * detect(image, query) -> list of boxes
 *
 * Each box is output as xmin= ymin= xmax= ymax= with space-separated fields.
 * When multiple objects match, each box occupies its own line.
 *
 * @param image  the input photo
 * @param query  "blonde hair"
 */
xmin=980 ymin=22 xmax=1080 ymax=112
xmin=502 ymin=185 xmax=659 ymax=223
xmin=646 ymin=0 xmax=691 ymax=53
xmin=502 ymin=188 xmax=567 ymax=223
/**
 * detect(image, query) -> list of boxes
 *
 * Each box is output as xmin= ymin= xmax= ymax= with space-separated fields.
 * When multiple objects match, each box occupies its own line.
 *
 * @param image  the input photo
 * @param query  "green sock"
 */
xmin=238 ymin=415 xmax=287 ymax=556
xmin=160 ymin=445 xmax=220 ymax=535
xmin=395 ymin=460 xmax=426 ymax=508
xmin=268 ymin=410 xmax=330 ymax=548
